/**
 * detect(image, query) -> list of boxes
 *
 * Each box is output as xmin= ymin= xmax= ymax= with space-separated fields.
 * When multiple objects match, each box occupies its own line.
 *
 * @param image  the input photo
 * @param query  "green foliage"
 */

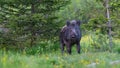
xmin=25 ymin=40 xmax=59 ymax=55
xmin=0 ymin=0 xmax=70 ymax=48
xmin=112 ymin=39 xmax=120 ymax=53
xmin=85 ymin=16 xmax=107 ymax=34
xmin=79 ymin=32 xmax=120 ymax=53
xmin=114 ymin=46 xmax=120 ymax=53
xmin=57 ymin=0 xmax=104 ymax=23
xmin=0 ymin=31 xmax=17 ymax=49
xmin=90 ymin=33 xmax=110 ymax=52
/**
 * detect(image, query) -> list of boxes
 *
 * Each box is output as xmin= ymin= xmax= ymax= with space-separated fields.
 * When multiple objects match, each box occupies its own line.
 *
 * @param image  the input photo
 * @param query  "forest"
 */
xmin=0 ymin=0 xmax=120 ymax=68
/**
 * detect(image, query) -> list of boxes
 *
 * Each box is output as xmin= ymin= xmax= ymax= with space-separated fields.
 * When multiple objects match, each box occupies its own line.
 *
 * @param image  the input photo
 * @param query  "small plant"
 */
xmin=25 ymin=40 xmax=59 ymax=55
xmin=90 ymin=32 xmax=110 ymax=52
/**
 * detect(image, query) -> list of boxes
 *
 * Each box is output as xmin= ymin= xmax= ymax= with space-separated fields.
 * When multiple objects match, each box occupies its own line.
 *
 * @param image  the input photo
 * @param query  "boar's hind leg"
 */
xmin=60 ymin=43 xmax=65 ymax=54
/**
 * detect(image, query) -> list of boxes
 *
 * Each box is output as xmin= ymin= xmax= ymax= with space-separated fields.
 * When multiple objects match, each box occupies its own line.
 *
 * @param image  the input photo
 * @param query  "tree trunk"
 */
xmin=106 ymin=0 xmax=112 ymax=51
xmin=30 ymin=3 xmax=36 ymax=47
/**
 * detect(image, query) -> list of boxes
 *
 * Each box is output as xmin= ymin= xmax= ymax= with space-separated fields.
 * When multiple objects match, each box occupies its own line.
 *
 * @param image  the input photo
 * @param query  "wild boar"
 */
xmin=60 ymin=20 xmax=82 ymax=54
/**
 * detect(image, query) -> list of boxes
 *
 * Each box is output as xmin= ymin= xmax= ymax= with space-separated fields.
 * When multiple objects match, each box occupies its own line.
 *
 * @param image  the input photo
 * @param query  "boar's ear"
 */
xmin=77 ymin=20 xmax=81 ymax=26
xmin=66 ymin=20 xmax=70 ymax=26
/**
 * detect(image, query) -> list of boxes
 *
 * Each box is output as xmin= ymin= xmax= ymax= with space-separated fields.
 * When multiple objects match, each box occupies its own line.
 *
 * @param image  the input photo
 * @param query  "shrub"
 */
xmin=25 ymin=40 xmax=59 ymax=55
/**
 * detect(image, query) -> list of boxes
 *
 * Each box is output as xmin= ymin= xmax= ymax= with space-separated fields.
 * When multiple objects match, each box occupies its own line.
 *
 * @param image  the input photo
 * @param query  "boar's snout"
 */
xmin=70 ymin=29 xmax=77 ymax=39
xmin=71 ymin=34 xmax=76 ymax=39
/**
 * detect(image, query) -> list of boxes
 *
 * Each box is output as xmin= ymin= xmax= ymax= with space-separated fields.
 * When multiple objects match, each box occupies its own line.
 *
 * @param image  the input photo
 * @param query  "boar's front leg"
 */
xmin=76 ymin=42 xmax=80 ymax=54
xmin=66 ymin=43 xmax=72 ymax=54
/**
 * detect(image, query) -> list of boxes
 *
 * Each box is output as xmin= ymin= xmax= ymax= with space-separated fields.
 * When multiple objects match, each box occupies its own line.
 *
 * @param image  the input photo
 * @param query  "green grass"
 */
xmin=0 ymin=35 xmax=120 ymax=68
xmin=0 ymin=51 xmax=120 ymax=68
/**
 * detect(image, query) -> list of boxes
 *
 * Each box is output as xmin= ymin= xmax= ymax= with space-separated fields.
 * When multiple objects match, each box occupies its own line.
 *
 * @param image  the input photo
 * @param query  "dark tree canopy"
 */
xmin=0 ymin=0 xmax=70 ymax=48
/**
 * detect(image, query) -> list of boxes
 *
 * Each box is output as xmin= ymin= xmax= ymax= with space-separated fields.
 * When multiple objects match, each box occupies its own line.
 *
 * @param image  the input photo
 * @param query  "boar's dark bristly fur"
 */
xmin=60 ymin=20 xmax=82 ymax=54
